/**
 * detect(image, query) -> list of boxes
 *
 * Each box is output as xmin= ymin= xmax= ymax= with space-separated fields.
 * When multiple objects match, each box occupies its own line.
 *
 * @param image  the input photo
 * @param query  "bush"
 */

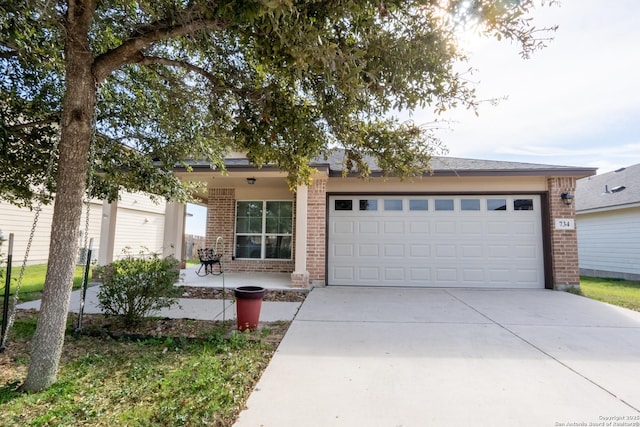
xmin=97 ymin=253 xmax=181 ymax=327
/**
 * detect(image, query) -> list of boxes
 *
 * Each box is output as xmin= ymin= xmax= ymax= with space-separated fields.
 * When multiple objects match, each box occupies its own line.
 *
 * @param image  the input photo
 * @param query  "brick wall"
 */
xmin=206 ymin=188 xmax=294 ymax=273
xmin=306 ymin=178 xmax=327 ymax=283
xmin=547 ymin=177 xmax=580 ymax=289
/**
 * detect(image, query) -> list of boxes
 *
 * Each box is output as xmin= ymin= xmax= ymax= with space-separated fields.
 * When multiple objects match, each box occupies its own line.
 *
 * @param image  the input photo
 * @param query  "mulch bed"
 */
xmin=178 ymin=286 xmax=309 ymax=302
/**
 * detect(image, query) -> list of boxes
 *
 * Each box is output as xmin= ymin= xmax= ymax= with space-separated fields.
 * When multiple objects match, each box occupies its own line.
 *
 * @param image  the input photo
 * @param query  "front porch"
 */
xmin=180 ymin=265 xmax=295 ymax=290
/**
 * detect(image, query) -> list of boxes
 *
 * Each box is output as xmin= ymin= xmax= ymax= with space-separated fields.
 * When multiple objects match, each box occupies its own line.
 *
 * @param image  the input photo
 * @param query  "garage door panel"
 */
xmin=514 ymin=245 xmax=537 ymax=259
xmin=333 ymin=220 xmax=354 ymax=234
xmin=359 ymin=222 xmax=378 ymax=233
xmin=383 ymin=221 xmax=404 ymax=234
xmin=461 ymin=221 xmax=483 ymax=234
xmin=410 ymin=268 xmax=430 ymax=281
xmin=333 ymin=243 xmax=354 ymax=257
xmin=358 ymin=267 xmax=380 ymax=281
xmin=384 ymin=244 xmax=405 ymax=257
xmin=384 ymin=268 xmax=405 ymax=281
xmin=435 ymin=222 xmax=456 ymax=234
xmin=328 ymin=195 xmax=544 ymax=288
xmin=358 ymin=244 xmax=379 ymax=257
xmin=487 ymin=245 xmax=510 ymax=258
xmin=333 ymin=266 xmax=354 ymax=281
xmin=409 ymin=222 xmax=430 ymax=233
xmin=516 ymin=269 xmax=540 ymax=283
xmin=487 ymin=222 xmax=509 ymax=235
xmin=489 ymin=269 xmax=511 ymax=283
xmin=461 ymin=245 xmax=483 ymax=257
xmin=409 ymin=244 xmax=431 ymax=258
xmin=435 ymin=269 xmax=458 ymax=282
xmin=435 ymin=244 xmax=457 ymax=258
xmin=513 ymin=221 xmax=536 ymax=235
xmin=462 ymin=269 xmax=484 ymax=282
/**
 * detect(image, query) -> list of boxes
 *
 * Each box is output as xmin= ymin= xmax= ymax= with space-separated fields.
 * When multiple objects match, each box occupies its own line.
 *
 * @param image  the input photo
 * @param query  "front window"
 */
xmin=235 ymin=201 xmax=292 ymax=259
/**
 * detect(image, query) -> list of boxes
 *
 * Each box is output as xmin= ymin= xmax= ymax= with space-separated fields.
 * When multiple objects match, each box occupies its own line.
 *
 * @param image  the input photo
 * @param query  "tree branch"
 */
xmin=5 ymin=116 xmax=60 ymax=131
xmin=0 ymin=49 xmax=18 ymax=59
xmin=136 ymin=55 xmax=239 ymax=93
xmin=93 ymin=10 xmax=225 ymax=83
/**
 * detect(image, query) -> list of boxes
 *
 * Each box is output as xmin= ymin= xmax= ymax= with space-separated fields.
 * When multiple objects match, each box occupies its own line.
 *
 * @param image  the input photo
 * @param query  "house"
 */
xmin=172 ymin=152 xmax=595 ymax=290
xmin=0 ymin=191 xmax=168 ymax=266
xmin=575 ymin=164 xmax=640 ymax=281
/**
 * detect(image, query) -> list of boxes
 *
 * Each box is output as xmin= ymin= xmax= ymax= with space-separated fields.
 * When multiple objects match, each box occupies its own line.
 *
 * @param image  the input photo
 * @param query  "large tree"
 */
xmin=0 ymin=0 xmax=554 ymax=391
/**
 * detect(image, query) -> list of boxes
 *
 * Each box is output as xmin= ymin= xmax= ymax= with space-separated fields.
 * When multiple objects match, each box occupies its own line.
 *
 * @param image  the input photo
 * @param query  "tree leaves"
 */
xmin=0 ymin=0 xmax=555 ymax=206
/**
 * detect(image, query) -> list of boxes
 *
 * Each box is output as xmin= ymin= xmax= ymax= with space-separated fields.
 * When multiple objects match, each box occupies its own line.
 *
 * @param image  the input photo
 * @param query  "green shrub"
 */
xmin=97 ymin=253 xmax=181 ymax=327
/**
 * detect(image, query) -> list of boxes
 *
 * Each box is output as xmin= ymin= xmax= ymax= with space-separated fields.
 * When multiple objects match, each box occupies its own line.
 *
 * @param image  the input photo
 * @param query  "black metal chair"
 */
xmin=196 ymin=248 xmax=223 ymax=276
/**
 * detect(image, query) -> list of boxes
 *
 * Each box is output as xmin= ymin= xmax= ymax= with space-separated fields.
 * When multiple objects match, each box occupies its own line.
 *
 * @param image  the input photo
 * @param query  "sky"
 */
xmin=187 ymin=0 xmax=640 ymax=236
xmin=410 ymin=0 xmax=640 ymax=173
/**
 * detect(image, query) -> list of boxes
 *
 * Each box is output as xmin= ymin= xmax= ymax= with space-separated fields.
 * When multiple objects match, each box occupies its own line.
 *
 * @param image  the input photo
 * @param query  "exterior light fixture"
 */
xmin=560 ymin=192 xmax=574 ymax=205
xmin=247 ymin=177 xmax=256 ymax=185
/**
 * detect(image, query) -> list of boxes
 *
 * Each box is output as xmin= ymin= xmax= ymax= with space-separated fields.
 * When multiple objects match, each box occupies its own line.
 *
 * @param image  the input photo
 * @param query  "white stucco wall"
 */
xmin=577 ymin=206 xmax=640 ymax=279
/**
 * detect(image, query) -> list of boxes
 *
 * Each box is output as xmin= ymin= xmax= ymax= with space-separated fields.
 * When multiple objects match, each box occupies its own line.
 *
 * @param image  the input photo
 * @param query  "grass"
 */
xmin=575 ymin=276 xmax=640 ymax=311
xmin=0 ymin=315 xmax=282 ymax=427
xmin=1 ymin=264 xmax=87 ymax=303
xmin=578 ymin=276 xmax=640 ymax=312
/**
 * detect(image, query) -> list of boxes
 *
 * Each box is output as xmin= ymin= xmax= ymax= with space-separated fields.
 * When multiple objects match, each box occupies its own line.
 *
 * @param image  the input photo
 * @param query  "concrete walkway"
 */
xmin=17 ymin=283 xmax=302 ymax=323
xmin=234 ymin=287 xmax=640 ymax=427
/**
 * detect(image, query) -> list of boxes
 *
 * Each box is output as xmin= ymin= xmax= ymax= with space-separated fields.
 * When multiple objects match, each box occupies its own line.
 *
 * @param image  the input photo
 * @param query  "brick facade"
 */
xmin=547 ymin=177 xmax=580 ymax=289
xmin=206 ymin=188 xmax=294 ymax=274
xmin=204 ymin=176 xmax=580 ymax=290
xmin=306 ymin=178 xmax=327 ymax=284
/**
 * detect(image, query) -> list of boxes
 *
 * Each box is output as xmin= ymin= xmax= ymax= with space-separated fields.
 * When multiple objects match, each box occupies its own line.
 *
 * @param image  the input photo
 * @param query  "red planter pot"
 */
xmin=234 ymin=286 xmax=266 ymax=331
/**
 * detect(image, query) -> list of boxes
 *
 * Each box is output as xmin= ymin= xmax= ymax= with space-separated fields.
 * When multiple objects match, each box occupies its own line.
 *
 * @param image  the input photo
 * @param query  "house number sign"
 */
xmin=555 ymin=219 xmax=575 ymax=230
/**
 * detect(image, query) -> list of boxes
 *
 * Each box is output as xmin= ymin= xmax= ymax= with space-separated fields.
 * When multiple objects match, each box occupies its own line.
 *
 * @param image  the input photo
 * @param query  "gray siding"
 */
xmin=577 ymin=207 xmax=640 ymax=277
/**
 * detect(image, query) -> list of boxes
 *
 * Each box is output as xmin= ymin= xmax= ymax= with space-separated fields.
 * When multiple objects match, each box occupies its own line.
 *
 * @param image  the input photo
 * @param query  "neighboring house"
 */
xmin=174 ymin=152 xmax=595 ymax=289
xmin=0 ymin=191 xmax=168 ymax=266
xmin=575 ymin=164 xmax=640 ymax=281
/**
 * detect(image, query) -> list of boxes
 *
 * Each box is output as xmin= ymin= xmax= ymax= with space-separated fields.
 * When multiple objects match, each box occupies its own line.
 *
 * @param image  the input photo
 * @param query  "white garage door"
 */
xmin=328 ymin=195 xmax=545 ymax=288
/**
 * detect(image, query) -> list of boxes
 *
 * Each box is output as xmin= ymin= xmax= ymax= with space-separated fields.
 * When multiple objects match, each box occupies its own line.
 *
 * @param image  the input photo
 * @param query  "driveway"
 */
xmin=234 ymin=288 xmax=640 ymax=427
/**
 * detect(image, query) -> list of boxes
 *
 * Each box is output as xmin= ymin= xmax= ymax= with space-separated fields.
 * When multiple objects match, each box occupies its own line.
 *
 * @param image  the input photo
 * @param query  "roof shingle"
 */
xmin=316 ymin=150 xmax=595 ymax=177
xmin=576 ymin=163 xmax=640 ymax=212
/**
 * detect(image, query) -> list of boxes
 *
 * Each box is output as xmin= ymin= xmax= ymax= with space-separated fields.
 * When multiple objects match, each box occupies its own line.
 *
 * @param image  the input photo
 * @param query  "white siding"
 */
xmin=577 ymin=207 xmax=640 ymax=276
xmin=0 ymin=192 xmax=165 ymax=265
xmin=113 ymin=193 xmax=166 ymax=258
xmin=0 ymin=201 xmax=102 ymax=265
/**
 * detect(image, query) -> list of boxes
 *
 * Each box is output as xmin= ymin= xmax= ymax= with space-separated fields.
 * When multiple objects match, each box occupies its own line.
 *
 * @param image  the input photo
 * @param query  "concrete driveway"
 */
xmin=234 ymin=287 xmax=640 ymax=427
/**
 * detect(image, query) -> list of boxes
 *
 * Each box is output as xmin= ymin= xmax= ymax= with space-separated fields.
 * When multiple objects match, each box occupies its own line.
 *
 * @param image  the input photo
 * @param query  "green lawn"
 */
xmin=1 ymin=264 xmax=87 ymax=303
xmin=579 ymin=276 xmax=640 ymax=312
xmin=1 ymin=317 xmax=281 ymax=427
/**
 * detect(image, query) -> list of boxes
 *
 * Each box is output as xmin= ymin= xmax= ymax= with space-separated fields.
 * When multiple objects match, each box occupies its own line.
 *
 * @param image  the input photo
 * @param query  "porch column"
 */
xmin=97 ymin=199 xmax=117 ymax=266
xmin=548 ymin=176 xmax=579 ymax=290
xmin=163 ymin=201 xmax=186 ymax=266
xmin=291 ymin=185 xmax=310 ymax=287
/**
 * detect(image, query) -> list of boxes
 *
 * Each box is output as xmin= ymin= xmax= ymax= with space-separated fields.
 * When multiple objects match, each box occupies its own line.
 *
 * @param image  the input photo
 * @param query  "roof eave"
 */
xmin=577 ymin=201 xmax=640 ymax=214
xmin=174 ymin=162 xmax=331 ymax=174
xmin=327 ymin=168 xmax=597 ymax=178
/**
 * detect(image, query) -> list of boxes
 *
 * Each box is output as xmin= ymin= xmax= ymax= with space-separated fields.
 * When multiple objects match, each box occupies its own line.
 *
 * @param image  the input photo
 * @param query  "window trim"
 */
xmin=235 ymin=200 xmax=293 ymax=260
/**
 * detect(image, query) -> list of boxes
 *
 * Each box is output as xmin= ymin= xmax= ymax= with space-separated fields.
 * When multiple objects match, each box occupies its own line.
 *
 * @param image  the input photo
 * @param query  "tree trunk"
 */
xmin=22 ymin=0 xmax=97 ymax=392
